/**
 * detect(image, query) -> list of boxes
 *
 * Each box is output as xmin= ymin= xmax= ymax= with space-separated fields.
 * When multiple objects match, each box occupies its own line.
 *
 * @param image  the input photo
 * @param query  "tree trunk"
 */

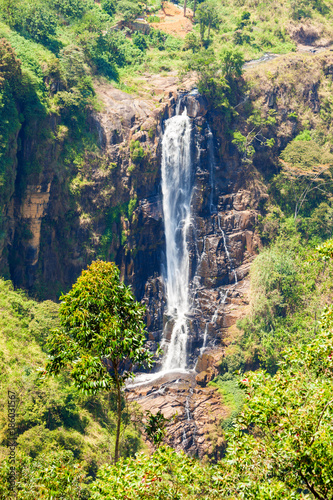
xmin=207 ymin=21 xmax=211 ymax=40
xmin=193 ymin=0 xmax=197 ymax=18
xmin=200 ymin=22 xmax=205 ymax=43
xmin=184 ymin=0 xmax=187 ymax=17
xmin=114 ymin=366 xmax=122 ymax=463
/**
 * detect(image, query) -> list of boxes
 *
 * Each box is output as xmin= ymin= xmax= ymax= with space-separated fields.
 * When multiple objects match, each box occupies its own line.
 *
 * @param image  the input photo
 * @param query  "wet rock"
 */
xmin=195 ymin=368 xmax=216 ymax=387
xmin=128 ymin=371 xmax=227 ymax=460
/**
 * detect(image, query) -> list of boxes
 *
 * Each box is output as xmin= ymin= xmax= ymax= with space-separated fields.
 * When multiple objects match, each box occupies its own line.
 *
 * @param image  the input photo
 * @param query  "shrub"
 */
xmin=53 ymin=0 xmax=86 ymax=19
xmin=147 ymin=15 xmax=160 ymax=22
xmin=280 ymin=139 xmax=333 ymax=170
xmin=132 ymin=32 xmax=147 ymax=52
xmin=117 ymin=0 xmax=142 ymax=22
xmin=101 ymin=0 xmax=116 ymax=17
xmin=16 ymin=4 xmax=58 ymax=45
xmin=129 ymin=140 xmax=145 ymax=163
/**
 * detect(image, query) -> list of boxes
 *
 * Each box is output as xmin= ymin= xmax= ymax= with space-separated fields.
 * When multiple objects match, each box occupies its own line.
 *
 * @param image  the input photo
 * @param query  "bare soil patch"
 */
xmin=149 ymin=2 xmax=193 ymax=39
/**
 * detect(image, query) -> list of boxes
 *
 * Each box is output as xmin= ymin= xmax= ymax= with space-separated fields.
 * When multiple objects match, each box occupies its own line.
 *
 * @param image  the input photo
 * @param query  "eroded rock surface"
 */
xmin=127 ymin=371 xmax=227 ymax=460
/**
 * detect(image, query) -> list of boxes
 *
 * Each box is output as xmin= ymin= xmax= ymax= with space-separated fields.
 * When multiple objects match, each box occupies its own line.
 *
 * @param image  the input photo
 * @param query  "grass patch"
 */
xmin=209 ymin=375 xmax=244 ymax=430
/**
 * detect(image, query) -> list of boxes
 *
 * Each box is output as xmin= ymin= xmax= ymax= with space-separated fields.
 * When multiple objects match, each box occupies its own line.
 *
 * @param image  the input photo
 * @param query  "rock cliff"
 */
xmin=1 ymin=68 xmax=267 ymax=458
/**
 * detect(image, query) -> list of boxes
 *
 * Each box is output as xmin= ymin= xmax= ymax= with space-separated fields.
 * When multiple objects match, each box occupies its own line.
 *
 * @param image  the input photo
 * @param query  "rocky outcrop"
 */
xmin=0 ymin=64 xmax=269 ymax=458
xmin=0 ymin=69 xmax=263 ymax=365
xmin=127 ymin=371 xmax=227 ymax=460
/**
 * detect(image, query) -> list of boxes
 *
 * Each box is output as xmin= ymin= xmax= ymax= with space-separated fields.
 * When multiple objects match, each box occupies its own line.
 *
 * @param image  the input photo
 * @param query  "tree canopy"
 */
xmin=46 ymin=260 xmax=154 ymax=461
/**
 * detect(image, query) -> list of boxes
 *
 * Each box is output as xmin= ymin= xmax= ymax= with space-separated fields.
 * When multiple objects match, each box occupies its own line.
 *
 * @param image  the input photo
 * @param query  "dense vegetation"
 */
xmin=0 ymin=278 xmax=145 ymax=496
xmin=1 ymin=0 xmax=333 ymax=498
xmin=46 ymin=260 xmax=154 ymax=463
xmin=1 ymin=249 xmax=333 ymax=498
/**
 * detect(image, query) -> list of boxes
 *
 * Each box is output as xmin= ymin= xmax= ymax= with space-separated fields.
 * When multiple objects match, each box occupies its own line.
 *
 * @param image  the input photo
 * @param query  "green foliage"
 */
xmin=132 ymin=32 xmax=148 ymax=52
xmin=185 ymin=49 xmax=232 ymax=118
xmin=196 ymin=1 xmax=220 ymax=44
xmin=91 ymin=445 xmax=214 ymax=499
xmin=0 ymin=450 xmax=89 ymax=499
xmin=147 ymin=15 xmax=160 ymax=23
xmin=8 ymin=2 xmax=58 ymax=47
xmin=228 ymin=234 xmax=333 ymax=374
xmin=220 ymin=47 xmax=244 ymax=79
xmin=147 ymin=28 xmax=168 ymax=51
xmin=316 ymin=237 xmax=333 ymax=261
xmin=250 ymin=242 xmax=300 ymax=320
xmin=128 ymin=196 xmax=138 ymax=218
xmin=280 ymin=139 xmax=333 ymax=170
xmin=53 ymin=0 xmax=86 ymax=19
xmin=232 ymin=130 xmax=255 ymax=159
xmin=209 ymin=375 xmax=244 ymax=430
xmin=101 ymin=0 xmax=116 ymax=18
xmin=0 ymin=38 xmax=22 ymax=204
xmin=46 ymin=260 xmax=153 ymax=391
xmin=228 ymin=306 xmax=333 ymax=499
xmin=46 ymin=260 xmax=154 ymax=461
xmin=0 ymin=278 xmax=141 ymax=480
xmin=144 ymin=411 xmax=170 ymax=448
xmin=234 ymin=11 xmax=252 ymax=45
xmin=294 ymin=129 xmax=312 ymax=141
xmin=130 ymin=140 xmax=145 ymax=164
xmin=290 ymin=0 xmax=313 ymax=19
xmin=184 ymin=32 xmax=201 ymax=53
xmin=118 ymin=0 xmax=143 ymax=22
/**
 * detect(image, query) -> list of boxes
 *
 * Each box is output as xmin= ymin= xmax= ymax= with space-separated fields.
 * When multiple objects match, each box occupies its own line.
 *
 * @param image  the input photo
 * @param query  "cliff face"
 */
xmin=1 ymin=72 xmax=264 ymax=355
xmin=1 ymin=48 xmax=331 ymax=461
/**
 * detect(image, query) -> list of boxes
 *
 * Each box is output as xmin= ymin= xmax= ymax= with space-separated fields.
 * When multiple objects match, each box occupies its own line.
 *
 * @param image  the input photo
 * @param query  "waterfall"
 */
xmin=217 ymin=215 xmax=238 ymax=285
xmin=161 ymin=108 xmax=192 ymax=372
xmin=207 ymin=125 xmax=216 ymax=214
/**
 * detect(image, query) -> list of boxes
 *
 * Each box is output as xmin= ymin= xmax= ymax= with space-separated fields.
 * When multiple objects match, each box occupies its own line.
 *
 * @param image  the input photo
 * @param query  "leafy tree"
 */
xmin=236 ymin=11 xmax=251 ymax=30
xmin=225 ymin=304 xmax=333 ymax=499
xmin=144 ymin=410 xmax=170 ymax=448
xmin=220 ymin=47 xmax=244 ymax=80
xmin=45 ymin=260 xmax=154 ymax=463
xmin=101 ymin=0 xmax=117 ymax=18
xmin=184 ymin=49 xmax=233 ymax=120
xmin=53 ymin=0 xmax=86 ymax=19
xmin=19 ymin=4 xmax=58 ymax=45
xmin=196 ymin=1 xmax=220 ymax=44
xmin=184 ymin=32 xmax=201 ymax=52
xmin=132 ymin=32 xmax=148 ymax=52
xmin=118 ymin=0 xmax=142 ymax=22
xmin=0 ymin=38 xmax=22 ymax=88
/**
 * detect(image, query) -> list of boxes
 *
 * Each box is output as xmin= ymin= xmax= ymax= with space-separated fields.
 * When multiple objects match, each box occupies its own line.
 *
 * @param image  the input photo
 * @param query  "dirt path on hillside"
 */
xmin=149 ymin=2 xmax=193 ymax=38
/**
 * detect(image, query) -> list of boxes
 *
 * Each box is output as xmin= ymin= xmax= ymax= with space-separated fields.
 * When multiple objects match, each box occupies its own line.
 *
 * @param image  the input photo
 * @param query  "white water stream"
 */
xmin=160 ymin=108 xmax=193 ymax=372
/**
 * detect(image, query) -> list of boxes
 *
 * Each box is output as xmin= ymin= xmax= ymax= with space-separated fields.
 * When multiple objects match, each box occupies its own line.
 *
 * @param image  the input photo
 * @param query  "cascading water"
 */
xmin=161 ymin=107 xmax=193 ymax=372
xmin=207 ymin=125 xmax=216 ymax=214
xmin=217 ymin=215 xmax=238 ymax=285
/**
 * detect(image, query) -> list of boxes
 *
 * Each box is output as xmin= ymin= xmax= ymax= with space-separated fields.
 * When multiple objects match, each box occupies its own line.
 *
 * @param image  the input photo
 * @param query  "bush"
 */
xmin=147 ymin=28 xmax=167 ymax=50
xmin=130 ymin=140 xmax=145 ymax=163
xmin=101 ymin=0 xmax=116 ymax=18
xmin=16 ymin=4 xmax=58 ymax=45
xmin=132 ymin=32 xmax=147 ymax=52
xmin=147 ymin=15 xmax=160 ymax=22
xmin=117 ymin=0 xmax=142 ymax=22
xmin=53 ymin=0 xmax=86 ymax=19
xmin=0 ymin=450 xmax=89 ymax=499
xmin=280 ymin=139 xmax=333 ymax=170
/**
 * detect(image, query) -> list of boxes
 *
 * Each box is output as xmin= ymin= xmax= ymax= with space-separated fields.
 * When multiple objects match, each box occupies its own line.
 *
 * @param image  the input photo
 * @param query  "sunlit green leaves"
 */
xmin=46 ymin=260 xmax=154 ymax=394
